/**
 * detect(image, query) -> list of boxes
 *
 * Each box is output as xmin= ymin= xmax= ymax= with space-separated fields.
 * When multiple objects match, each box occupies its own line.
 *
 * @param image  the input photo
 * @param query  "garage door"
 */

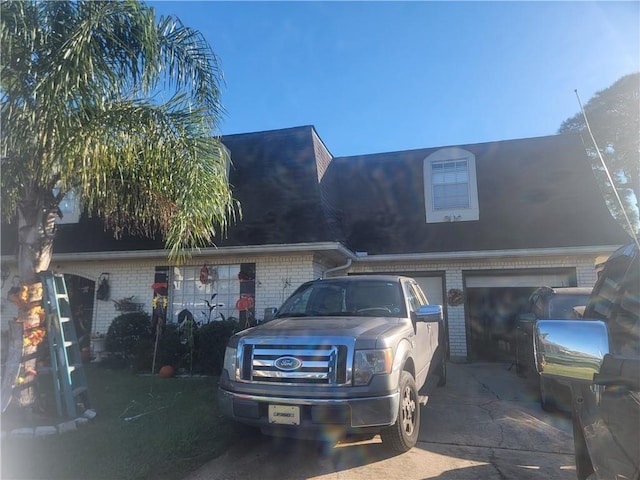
xmin=465 ymin=270 xmax=576 ymax=288
xmin=353 ymin=272 xmax=445 ymax=308
xmin=414 ymin=276 xmax=444 ymax=307
xmin=464 ymin=268 xmax=576 ymax=361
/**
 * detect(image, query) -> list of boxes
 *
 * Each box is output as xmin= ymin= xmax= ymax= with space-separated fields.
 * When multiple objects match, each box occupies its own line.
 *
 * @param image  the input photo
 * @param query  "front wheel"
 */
xmin=437 ymin=356 xmax=447 ymax=387
xmin=381 ymin=371 xmax=420 ymax=452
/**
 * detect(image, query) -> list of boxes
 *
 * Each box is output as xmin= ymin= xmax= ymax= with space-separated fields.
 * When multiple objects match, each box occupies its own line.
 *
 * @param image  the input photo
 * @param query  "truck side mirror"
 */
xmin=534 ymin=319 xmax=609 ymax=382
xmin=415 ymin=304 xmax=443 ymax=323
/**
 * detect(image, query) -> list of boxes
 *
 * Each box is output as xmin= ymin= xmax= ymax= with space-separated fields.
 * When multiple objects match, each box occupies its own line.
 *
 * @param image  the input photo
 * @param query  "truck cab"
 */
xmin=535 ymin=243 xmax=639 ymax=479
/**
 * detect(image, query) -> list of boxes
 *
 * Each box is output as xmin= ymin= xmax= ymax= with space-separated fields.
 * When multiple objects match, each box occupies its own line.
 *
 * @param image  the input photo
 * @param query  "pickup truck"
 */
xmin=218 ymin=275 xmax=447 ymax=452
xmin=515 ymin=286 xmax=592 ymax=411
xmin=535 ymin=243 xmax=639 ymax=479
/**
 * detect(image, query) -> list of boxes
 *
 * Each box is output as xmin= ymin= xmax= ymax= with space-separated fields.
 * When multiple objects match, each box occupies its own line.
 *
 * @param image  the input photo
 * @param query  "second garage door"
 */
xmin=464 ymin=269 xmax=577 ymax=361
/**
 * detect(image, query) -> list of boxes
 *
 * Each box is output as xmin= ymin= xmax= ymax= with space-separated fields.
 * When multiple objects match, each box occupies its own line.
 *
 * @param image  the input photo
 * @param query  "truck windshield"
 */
xmin=275 ymin=280 xmax=406 ymax=318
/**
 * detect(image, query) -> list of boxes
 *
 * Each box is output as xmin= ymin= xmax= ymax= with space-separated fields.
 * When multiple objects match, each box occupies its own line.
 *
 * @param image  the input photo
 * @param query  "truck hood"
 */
xmin=236 ymin=316 xmax=403 ymax=348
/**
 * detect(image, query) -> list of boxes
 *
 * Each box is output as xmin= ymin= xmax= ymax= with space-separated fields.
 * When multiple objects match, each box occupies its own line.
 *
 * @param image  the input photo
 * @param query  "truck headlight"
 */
xmin=353 ymin=348 xmax=392 ymax=385
xmin=223 ymin=346 xmax=238 ymax=380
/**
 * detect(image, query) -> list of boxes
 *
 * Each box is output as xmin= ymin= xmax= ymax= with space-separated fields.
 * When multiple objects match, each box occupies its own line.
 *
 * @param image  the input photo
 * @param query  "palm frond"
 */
xmin=1 ymin=0 xmax=237 ymax=256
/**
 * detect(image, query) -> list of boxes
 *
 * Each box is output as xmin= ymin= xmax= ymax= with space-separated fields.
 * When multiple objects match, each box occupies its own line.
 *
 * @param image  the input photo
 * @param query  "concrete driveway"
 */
xmin=185 ymin=362 xmax=576 ymax=480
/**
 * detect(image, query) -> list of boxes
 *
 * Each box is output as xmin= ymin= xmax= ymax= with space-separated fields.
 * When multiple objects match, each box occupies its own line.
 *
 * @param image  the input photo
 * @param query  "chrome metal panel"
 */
xmin=253 ymin=347 xmax=336 ymax=357
xmin=252 ymin=370 xmax=329 ymax=380
xmin=535 ymin=319 xmax=609 ymax=381
xmin=237 ymin=336 xmax=356 ymax=386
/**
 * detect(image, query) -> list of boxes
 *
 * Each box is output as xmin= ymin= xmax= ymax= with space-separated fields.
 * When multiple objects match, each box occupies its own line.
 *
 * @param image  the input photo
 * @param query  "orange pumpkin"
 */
xmin=159 ymin=365 xmax=175 ymax=378
xmin=81 ymin=348 xmax=91 ymax=363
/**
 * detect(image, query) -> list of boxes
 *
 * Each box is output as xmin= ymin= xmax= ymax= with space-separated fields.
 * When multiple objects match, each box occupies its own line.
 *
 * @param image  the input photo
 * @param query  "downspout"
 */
xmin=322 ymin=259 xmax=352 ymax=278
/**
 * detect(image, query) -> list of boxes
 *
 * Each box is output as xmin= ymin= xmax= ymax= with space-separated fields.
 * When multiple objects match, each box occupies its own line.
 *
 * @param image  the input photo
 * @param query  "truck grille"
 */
xmin=240 ymin=342 xmax=349 ymax=385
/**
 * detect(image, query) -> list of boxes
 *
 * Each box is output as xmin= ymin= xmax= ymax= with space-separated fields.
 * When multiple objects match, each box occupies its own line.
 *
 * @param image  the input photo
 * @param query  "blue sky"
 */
xmin=150 ymin=1 xmax=639 ymax=157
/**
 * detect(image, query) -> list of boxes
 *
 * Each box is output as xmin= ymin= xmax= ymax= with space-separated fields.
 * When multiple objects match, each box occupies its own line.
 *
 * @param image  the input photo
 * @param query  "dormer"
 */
xmin=423 ymin=147 xmax=479 ymax=223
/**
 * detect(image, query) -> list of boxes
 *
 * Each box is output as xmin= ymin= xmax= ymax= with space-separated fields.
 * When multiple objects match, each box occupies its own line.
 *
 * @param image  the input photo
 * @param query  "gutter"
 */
xmin=0 ymin=242 xmax=355 ymax=264
xmin=352 ymin=245 xmax=624 ymax=262
xmin=322 ymin=259 xmax=352 ymax=278
xmin=1 ymin=243 xmax=622 ymax=265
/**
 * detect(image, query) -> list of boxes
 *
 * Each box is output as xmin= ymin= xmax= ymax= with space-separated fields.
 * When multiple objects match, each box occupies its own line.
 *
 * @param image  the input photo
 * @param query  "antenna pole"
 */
xmin=574 ymin=89 xmax=640 ymax=249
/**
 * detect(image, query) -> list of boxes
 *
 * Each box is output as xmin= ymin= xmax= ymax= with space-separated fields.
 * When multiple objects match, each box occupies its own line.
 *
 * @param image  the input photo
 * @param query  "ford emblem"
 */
xmin=274 ymin=356 xmax=302 ymax=371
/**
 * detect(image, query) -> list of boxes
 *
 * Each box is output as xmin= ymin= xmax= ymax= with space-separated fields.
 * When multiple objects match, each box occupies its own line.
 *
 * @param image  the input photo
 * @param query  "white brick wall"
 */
xmin=0 ymin=249 xmax=609 ymax=360
xmin=347 ymin=251 xmax=604 ymax=358
xmin=0 ymin=254 xmax=321 ymax=335
xmin=47 ymin=259 xmax=157 ymax=336
xmin=254 ymin=253 xmax=316 ymax=314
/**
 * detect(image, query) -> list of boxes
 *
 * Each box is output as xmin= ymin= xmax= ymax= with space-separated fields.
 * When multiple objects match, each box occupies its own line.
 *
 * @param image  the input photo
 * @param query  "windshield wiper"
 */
xmin=275 ymin=312 xmax=310 ymax=319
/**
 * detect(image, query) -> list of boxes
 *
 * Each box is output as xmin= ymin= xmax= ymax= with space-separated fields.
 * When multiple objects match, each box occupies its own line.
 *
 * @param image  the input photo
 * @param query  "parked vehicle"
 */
xmin=535 ymin=243 xmax=639 ymax=480
xmin=515 ymin=286 xmax=592 ymax=411
xmin=218 ymin=275 xmax=447 ymax=452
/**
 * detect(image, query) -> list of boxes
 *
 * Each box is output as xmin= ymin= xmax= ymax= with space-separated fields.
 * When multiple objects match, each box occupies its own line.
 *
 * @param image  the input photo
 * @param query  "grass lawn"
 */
xmin=1 ymin=364 xmax=250 ymax=480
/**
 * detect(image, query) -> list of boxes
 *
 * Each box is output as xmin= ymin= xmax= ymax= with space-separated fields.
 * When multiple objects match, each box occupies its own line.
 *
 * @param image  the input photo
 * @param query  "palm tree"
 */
xmin=1 ymin=0 xmax=238 ymax=408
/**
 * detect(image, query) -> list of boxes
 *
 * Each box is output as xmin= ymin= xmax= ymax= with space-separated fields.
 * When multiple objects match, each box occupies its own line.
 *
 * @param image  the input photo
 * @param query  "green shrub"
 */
xmin=104 ymin=313 xmax=240 ymax=375
xmin=134 ymin=323 xmax=197 ymax=373
xmin=131 ymin=325 xmax=184 ymax=372
xmin=197 ymin=319 xmax=238 ymax=375
xmin=105 ymin=312 xmax=152 ymax=365
xmin=155 ymin=323 xmax=185 ymax=370
xmin=132 ymin=337 xmax=155 ymax=372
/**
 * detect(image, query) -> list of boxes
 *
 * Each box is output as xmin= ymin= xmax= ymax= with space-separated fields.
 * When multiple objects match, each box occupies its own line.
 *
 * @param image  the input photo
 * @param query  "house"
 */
xmin=0 ymin=125 xmax=631 ymax=361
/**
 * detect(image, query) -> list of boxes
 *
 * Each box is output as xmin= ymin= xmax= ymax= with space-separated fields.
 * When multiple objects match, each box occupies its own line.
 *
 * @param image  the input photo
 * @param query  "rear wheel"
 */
xmin=381 ymin=371 xmax=420 ymax=452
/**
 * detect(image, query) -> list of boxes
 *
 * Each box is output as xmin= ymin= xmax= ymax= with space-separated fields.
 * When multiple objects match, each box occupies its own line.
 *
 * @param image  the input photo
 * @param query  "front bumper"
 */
xmin=218 ymin=388 xmax=399 ymax=431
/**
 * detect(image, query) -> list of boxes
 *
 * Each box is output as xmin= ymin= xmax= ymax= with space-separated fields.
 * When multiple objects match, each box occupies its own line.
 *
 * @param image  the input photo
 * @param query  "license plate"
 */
xmin=268 ymin=405 xmax=300 ymax=425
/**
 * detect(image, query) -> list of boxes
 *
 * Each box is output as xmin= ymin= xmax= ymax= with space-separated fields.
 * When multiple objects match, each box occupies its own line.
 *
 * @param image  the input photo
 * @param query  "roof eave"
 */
xmin=352 ymin=245 xmax=625 ymax=262
xmin=1 ymin=242 xmax=355 ymax=264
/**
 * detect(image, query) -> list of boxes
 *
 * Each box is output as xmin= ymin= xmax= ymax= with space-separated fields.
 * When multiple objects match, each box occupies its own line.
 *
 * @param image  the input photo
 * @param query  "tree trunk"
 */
xmin=17 ymin=191 xmax=58 ymax=284
xmin=1 ymin=190 xmax=58 ymax=411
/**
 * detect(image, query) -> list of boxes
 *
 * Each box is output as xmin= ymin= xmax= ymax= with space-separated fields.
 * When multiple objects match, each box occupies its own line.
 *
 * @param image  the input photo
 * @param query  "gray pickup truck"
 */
xmin=218 ymin=275 xmax=447 ymax=452
xmin=535 ymin=243 xmax=639 ymax=479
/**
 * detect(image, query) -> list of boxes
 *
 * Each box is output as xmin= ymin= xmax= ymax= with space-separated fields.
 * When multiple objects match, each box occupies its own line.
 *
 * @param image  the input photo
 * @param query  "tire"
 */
xmin=437 ymin=357 xmax=447 ymax=387
xmin=573 ymin=412 xmax=594 ymax=480
xmin=437 ymin=331 xmax=447 ymax=387
xmin=381 ymin=371 xmax=420 ymax=452
xmin=539 ymin=376 xmax=556 ymax=412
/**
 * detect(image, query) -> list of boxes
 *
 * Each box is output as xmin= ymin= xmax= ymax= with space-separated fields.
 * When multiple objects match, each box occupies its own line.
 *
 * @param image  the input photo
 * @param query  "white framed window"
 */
xmin=170 ymin=264 xmax=240 ymax=324
xmin=432 ymin=159 xmax=470 ymax=210
xmin=423 ymin=148 xmax=479 ymax=223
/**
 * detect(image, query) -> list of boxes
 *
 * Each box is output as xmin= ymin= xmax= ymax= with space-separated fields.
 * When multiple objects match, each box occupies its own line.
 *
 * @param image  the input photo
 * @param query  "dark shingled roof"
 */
xmin=324 ymin=133 xmax=631 ymax=254
xmin=0 ymin=127 xmax=631 ymax=257
xmin=1 ymin=126 xmax=339 ymax=255
xmin=217 ymin=126 xmax=339 ymax=246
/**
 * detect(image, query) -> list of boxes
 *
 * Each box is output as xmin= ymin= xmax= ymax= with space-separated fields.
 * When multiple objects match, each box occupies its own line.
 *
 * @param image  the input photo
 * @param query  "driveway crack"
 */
xmin=471 ymin=372 xmax=506 ymax=448
xmin=489 ymin=448 xmax=509 ymax=480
